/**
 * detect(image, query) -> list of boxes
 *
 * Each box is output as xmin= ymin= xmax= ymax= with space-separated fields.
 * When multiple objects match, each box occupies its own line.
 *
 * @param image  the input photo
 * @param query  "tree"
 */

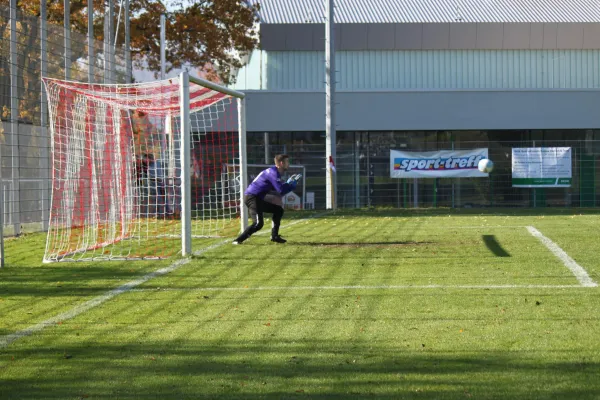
xmin=6 ymin=0 xmax=261 ymax=84
xmin=131 ymin=0 xmax=260 ymax=83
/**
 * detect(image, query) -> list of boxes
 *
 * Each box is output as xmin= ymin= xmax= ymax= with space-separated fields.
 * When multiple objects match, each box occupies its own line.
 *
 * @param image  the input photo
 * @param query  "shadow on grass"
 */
xmin=295 ymin=241 xmax=435 ymax=248
xmin=1 ymin=341 xmax=599 ymax=399
xmin=482 ymin=235 xmax=511 ymax=257
xmin=284 ymin=207 xmax=600 ymax=220
xmin=0 ymin=264 xmax=167 ymax=297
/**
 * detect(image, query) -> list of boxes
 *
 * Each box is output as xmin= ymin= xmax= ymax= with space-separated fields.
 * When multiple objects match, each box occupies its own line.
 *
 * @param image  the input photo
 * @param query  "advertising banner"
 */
xmin=512 ymin=147 xmax=572 ymax=187
xmin=390 ymin=149 xmax=489 ymax=178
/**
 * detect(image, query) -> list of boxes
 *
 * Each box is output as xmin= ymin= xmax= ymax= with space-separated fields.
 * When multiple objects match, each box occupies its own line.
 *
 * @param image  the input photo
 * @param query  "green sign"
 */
xmin=512 ymin=148 xmax=572 ymax=188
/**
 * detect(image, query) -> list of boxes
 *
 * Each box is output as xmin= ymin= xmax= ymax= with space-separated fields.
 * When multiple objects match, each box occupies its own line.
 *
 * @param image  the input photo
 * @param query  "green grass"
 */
xmin=1 ymin=209 xmax=600 ymax=399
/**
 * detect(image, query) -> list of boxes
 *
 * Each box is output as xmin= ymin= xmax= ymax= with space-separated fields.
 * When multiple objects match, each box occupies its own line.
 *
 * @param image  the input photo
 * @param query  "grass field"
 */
xmin=1 ymin=208 xmax=600 ymax=399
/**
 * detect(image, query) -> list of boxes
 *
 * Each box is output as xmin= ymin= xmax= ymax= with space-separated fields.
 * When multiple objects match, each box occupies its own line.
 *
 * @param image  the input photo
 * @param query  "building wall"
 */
xmin=233 ymin=21 xmax=600 ymax=131
xmin=244 ymin=90 xmax=600 ymax=131
xmin=232 ymin=50 xmax=600 ymax=91
xmin=232 ymin=50 xmax=265 ymax=90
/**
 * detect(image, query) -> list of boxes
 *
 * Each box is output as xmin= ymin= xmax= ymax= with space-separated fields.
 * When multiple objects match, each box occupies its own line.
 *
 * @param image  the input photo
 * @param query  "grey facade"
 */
xmin=235 ymin=1 xmax=600 ymax=210
xmin=236 ymin=3 xmax=600 ymax=133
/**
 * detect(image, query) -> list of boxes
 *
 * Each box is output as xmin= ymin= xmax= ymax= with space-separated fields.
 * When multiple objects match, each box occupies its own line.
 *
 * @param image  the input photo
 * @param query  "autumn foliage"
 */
xmin=10 ymin=0 xmax=260 ymax=84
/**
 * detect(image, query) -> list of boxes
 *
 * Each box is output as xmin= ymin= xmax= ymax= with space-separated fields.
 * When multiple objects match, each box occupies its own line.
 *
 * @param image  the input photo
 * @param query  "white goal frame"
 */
xmin=42 ymin=71 xmax=247 ymax=261
xmin=180 ymin=72 xmax=247 ymax=255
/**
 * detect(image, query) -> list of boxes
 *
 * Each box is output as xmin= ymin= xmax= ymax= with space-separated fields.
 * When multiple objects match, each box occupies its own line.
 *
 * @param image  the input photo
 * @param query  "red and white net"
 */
xmin=43 ymin=77 xmax=242 ymax=262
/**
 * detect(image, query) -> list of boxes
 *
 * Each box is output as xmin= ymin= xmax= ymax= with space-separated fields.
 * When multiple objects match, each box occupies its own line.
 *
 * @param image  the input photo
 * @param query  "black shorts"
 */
xmin=245 ymin=194 xmax=283 ymax=222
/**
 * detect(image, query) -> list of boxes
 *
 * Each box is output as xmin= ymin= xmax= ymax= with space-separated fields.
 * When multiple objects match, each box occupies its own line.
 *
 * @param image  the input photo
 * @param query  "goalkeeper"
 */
xmin=233 ymin=154 xmax=302 ymax=244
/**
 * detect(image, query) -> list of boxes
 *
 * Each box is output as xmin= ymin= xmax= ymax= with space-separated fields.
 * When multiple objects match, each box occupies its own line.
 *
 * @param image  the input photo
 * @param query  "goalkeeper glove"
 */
xmin=287 ymin=174 xmax=302 ymax=182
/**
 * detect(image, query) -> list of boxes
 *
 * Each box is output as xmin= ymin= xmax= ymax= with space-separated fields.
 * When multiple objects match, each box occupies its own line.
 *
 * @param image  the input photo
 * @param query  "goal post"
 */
xmin=180 ymin=72 xmax=248 ymax=254
xmin=42 ymin=73 xmax=246 ymax=262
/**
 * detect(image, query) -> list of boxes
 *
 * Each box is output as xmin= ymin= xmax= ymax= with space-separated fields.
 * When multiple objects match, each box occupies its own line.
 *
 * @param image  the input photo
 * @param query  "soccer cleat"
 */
xmin=232 ymin=240 xmax=240 ymax=245
xmin=270 ymin=235 xmax=287 ymax=244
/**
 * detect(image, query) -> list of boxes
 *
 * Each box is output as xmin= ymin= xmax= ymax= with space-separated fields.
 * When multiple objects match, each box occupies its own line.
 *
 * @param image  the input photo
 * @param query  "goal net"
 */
xmin=42 ymin=74 xmax=246 ymax=262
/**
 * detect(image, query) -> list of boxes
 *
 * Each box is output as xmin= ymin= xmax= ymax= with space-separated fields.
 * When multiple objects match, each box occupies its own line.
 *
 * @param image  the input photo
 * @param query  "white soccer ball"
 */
xmin=478 ymin=158 xmax=494 ymax=173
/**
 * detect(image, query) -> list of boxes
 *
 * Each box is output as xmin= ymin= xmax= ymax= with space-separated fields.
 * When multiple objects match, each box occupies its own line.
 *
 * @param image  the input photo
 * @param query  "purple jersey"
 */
xmin=245 ymin=166 xmax=295 ymax=199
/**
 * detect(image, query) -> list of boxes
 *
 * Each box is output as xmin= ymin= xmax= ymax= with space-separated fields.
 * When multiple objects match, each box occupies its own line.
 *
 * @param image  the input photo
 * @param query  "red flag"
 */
xmin=328 ymin=156 xmax=336 ymax=173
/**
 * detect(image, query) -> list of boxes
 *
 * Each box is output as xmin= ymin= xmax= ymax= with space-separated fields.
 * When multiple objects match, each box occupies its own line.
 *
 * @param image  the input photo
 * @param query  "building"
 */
xmin=232 ymin=0 xmax=600 ymax=209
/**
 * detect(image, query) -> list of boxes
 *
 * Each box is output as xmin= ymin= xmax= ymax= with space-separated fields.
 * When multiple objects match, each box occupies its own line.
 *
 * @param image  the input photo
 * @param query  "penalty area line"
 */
xmin=526 ymin=226 xmax=597 ymax=288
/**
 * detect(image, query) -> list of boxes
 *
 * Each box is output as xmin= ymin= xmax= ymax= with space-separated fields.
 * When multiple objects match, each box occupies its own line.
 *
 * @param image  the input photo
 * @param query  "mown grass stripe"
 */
xmin=0 ymin=215 xmax=325 ymax=349
xmin=129 ymin=284 xmax=588 ymax=292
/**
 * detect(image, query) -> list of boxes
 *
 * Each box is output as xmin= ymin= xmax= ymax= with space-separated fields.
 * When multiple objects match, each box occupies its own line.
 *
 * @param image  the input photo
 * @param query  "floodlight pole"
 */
xmin=325 ymin=0 xmax=336 ymax=210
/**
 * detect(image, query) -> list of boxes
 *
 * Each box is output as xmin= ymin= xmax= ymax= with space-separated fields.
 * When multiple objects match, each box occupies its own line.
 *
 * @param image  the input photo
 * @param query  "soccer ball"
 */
xmin=478 ymin=158 xmax=494 ymax=173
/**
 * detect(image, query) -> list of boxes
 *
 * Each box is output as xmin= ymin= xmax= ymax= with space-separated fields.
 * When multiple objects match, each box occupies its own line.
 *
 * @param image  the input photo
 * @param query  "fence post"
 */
xmin=64 ymin=0 xmax=71 ymax=79
xmin=10 ymin=0 xmax=20 ymax=236
xmin=88 ymin=0 xmax=94 ymax=83
xmin=41 ymin=0 xmax=49 ymax=232
xmin=104 ymin=0 xmax=114 ymax=83
xmin=125 ymin=0 xmax=131 ymax=82
xmin=354 ymin=132 xmax=360 ymax=208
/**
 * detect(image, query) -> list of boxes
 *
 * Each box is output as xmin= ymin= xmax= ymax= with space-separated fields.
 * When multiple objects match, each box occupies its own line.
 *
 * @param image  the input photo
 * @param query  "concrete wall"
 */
xmin=0 ymin=121 xmax=50 ymax=235
xmin=260 ymin=23 xmax=600 ymax=51
xmin=244 ymin=90 xmax=600 ymax=131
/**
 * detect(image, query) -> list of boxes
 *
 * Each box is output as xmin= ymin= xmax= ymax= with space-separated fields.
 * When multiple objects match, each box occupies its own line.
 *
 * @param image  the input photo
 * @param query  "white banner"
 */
xmin=512 ymin=147 xmax=572 ymax=187
xmin=390 ymin=149 xmax=489 ymax=178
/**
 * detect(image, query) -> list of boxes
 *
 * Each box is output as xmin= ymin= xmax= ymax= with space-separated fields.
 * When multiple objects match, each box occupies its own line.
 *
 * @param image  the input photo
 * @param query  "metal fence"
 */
xmin=247 ymin=134 xmax=600 ymax=210
xmin=1 ymin=2 xmax=600 ymax=244
xmin=0 ymin=2 xmax=128 ymax=237
xmin=1 ymin=124 xmax=599 ymax=239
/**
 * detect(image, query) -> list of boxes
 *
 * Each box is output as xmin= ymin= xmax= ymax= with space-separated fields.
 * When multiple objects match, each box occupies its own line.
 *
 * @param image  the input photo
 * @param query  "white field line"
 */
xmin=526 ymin=226 xmax=598 ymax=288
xmin=130 ymin=284 xmax=586 ymax=292
xmin=0 ymin=215 xmax=324 ymax=349
xmin=0 ymin=257 xmax=185 ymax=349
xmin=386 ymin=225 xmax=527 ymax=230
xmin=446 ymin=225 xmax=527 ymax=229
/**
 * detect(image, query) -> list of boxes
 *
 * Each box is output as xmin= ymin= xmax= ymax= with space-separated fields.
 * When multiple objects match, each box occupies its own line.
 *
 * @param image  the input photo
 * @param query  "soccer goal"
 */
xmin=42 ymin=72 xmax=247 ymax=262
